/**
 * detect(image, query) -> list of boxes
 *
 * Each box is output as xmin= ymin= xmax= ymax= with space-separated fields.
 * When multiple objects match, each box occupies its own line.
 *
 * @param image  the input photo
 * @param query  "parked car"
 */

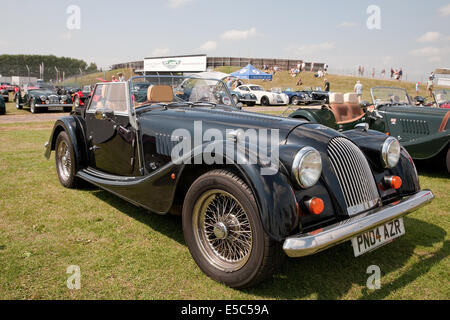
xmin=289 ymin=87 xmax=450 ymax=173
xmin=433 ymin=89 xmax=450 ymax=109
xmin=0 ymin=82 xmax=15 ymax=102
xmin=0 ymin=95 xmax=5 ymax=115
xmin=44 ymin=76 xmax=433 ymax=288
xmin=72 ymin=85 xmax=93 ymax=107
xmin=15 ymin=82 xmax=73 ymax=113
xmin=283 ymin=88 xmax=313 ymax=105
xmin=234 ymin=84 xmax=289 ymax=106
xmin=230 ymin=90 xmax=257 ymax=106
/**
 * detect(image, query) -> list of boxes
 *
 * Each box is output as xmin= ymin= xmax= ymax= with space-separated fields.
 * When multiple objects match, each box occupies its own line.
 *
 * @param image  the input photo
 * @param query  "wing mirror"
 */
xmin=95 ymin=108 xmax=114 ymax=121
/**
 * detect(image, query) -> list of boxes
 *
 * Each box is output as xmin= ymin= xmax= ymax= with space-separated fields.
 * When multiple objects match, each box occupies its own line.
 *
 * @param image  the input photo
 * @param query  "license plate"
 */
xmin=48 ymin=106 xmax=63 ymax=111
xmin=351 ymin=218 xmax=405 ymax=257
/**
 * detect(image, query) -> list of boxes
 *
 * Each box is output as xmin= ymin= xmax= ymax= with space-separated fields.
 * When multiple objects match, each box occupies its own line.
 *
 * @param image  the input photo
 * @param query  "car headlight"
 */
xmin=61 ymin=95 xmax=68 ymax=101
xmin=292 ymin=147 xmax=322 ymax=188
xmin=40 ymin=95 xmax=47 ymax=101
xmin=382 ymin=137 xmax=401 ymax=168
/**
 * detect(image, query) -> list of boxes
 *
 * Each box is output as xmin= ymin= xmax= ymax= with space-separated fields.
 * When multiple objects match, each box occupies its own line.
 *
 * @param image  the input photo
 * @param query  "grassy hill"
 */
xmin=60 ymin=68 xmax=135 ymax=87
xmin=215 ymin=66 xmax=444 ymax=102
xmin=60 ymin=66 xmax=444 ymax=103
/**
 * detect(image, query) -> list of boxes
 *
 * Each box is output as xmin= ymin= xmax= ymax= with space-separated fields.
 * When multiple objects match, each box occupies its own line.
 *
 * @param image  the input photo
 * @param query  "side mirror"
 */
xmin=95 ymin=108 xmax=114 ymax=121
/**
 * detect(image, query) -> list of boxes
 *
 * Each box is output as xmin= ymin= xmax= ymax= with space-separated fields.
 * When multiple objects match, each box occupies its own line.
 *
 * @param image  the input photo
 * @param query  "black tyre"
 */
xmin=73 ymin=96 xmax=80 ymax=108
xmin=30 ymin=99 xmax=38 ymax=113
xmin=261 ymin=96 xmax=270 ymax=106
xmin=182 ymin=169 xmax=282 ymax=288
xmin=16 ymin=96 xmax=22 ymax=109
xmin=246 ymin=102 xmax=255 ymax=107
xmin=55 ymin=131 xmax=80 ymax=188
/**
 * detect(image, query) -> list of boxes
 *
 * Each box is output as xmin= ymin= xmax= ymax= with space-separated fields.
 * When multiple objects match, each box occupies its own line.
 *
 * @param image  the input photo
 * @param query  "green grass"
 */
xmin=0 ymin=125 xmax=448 ymax=299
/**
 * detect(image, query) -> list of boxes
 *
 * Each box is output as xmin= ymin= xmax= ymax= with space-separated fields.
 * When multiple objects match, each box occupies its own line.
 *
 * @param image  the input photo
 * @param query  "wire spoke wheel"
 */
xmin=56 ymin=140 xmax=71 ymax=182
xmin=193 ymin=189 xmax=253 ymax=272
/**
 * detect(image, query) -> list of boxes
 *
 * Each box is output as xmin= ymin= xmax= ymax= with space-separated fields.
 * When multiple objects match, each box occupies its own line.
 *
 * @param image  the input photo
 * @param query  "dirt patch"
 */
xmin=0 ymin=112 xmax=70 ymax=124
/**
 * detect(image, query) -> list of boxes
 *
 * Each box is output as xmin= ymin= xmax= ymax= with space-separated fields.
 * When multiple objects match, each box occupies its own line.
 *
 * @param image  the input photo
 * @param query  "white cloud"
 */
xmin=59 ymin=32 xmax=73 ymax=41
xmin=151 ymin=47 xmax=170 ymax=56
xmin=199 ymin=41 xmax=218 ymax=51
xmin=409 ymin=46 xmax=450 ymax=63
xmin=295 ymin=42 xmax=335 ymax=54
xmin=438 ymin=4 xmax=450 ymax=17
xmin=221 ymin=27 xmax=257 ymax=40
xmin=417 ymin=31 xmax=442 ymax=42
xmin=167 ymin=0 xmax=192 ymax=8
xmin=338 ymin=21 xmax=358 ymax=28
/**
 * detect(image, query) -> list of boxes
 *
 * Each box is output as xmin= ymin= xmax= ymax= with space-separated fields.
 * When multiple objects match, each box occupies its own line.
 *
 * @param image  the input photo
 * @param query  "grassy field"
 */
xmin=0 ymin=120 xmax=449 ymax=299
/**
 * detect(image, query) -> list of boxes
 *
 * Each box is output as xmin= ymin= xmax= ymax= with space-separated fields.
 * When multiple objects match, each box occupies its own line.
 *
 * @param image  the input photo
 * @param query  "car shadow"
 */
xmin=415 ymin=160 xmax=449 ymax=178
xmin=90 ymin=188 xmax=447 ymax=300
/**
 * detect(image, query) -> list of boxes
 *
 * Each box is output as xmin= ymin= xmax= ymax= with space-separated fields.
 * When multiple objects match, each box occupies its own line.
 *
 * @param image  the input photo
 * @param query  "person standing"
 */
xmin=324 ymin=79 xmax=330 ymax=92
xmin=310 ymin=62 xmax=315 ymax=72
xmin=301 ymin=61 xmax=306 ymax=73
xmin=354 ymin=80 xmax=363 ymax=101
xmin=416 ymin=82 xmax=420 ymax=95
xmin=427 ymin=77 xmax=434 ymax=97
xmin=381 ymin=69 xmax=386 ymax=78
xmin=117 ymin=72 xmax=125 ymax=82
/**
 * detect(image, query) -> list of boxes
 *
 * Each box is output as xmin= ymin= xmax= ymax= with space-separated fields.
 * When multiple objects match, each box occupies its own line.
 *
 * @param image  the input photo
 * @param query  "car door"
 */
xmin=85 ymin=83 xmax=137 ymax=176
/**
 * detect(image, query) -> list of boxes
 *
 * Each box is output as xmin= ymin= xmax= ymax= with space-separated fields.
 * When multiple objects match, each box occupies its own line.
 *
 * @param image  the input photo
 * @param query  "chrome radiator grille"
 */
xmin=327 ymin=137 xmax=380 ymax=216
xmin=48 ymin=95 xmax=59 ymax=104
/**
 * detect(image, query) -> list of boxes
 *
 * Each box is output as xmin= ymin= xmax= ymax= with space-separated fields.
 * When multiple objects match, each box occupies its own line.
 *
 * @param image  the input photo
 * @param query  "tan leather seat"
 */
xmin=147 ymin=85 xmax=174 ymax=104
xmin=329 ymin=93 xmax=350 ymax=123
xmin=344 ymin=93 xmax=365 ymax=122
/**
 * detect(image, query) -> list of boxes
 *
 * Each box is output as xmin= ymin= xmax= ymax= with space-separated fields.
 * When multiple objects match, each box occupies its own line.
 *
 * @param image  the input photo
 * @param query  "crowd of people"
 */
xmin=357 ymin=65 xmax=404 ymax=80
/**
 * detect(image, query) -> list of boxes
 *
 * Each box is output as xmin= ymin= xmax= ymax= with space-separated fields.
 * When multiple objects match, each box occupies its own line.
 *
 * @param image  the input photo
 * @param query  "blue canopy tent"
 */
xmin=230 ymin=64 xmax=272 ymax=80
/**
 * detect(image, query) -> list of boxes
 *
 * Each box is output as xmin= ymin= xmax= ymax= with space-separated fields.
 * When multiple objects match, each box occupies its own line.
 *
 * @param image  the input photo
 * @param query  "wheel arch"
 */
xmin=172 ymin=143 xmax=298 ymax=242
xmin=45 ymin=116 xmax=89 ymax=171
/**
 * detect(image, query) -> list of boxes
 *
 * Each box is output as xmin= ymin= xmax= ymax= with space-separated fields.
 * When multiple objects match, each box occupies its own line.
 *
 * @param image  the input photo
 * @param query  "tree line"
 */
xmin=0 ymin=54 xmax=98 ymax=80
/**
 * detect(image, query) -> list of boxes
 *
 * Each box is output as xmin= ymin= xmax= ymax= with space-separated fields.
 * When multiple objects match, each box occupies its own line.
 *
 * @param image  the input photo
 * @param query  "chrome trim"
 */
xmin=292 ymin=147 xmax=322 ymax=189
xmin=381 ymin=137 xmax=400 ymax=169
xmin=283 ymin=190 xmax=434 ymax=257
xmin=328 ymin=137 xmax=380 ymax=216
xmin=35 ymin=104 xmax=72 ymax=108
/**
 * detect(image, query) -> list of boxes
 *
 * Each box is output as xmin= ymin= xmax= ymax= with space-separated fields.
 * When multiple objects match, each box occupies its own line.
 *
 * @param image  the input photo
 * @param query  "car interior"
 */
xmin=329 ymin=92 xmax=365 ymax=124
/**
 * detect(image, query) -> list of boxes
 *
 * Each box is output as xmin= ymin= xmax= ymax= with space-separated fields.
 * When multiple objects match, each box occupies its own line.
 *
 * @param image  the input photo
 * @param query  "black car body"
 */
xmin=44 ymin=76 xmax=433 ymax=288
xmin=0 ymin=95 xmax=5 ymax=115
xmin=15 ymin=82 xmax=73 ymax=113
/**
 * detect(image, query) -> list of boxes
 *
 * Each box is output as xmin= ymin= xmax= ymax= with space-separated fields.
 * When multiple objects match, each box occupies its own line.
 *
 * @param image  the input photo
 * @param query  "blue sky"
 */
xmin=1 ymin=0 xmax=449 ymax=81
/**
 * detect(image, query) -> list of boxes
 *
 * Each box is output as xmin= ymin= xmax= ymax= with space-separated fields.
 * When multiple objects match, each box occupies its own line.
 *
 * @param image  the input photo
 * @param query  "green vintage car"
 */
xmin=289 ymin=87 xmax=450 ymax=173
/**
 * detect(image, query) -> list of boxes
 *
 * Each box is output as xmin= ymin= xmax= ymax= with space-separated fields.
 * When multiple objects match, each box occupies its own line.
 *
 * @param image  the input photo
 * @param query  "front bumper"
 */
xmin=35 ymin=104 xmax=73 ymax=108
xmin=283 ymin=190 xmax=434 ymax=257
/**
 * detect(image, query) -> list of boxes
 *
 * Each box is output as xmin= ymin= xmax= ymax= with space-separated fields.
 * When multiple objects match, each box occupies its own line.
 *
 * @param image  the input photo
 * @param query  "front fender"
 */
xmin=44 ymin=116 xmax=88 ymax=171
xmin=181 ymin=140 xmax=298 ymax=242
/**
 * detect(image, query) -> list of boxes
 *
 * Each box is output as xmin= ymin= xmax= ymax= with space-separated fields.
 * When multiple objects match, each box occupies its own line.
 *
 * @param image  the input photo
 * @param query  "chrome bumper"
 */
xmin=283 ymin=190 xmax=434 ymax=257
xmin=35 ymin=104 xmax=72 ymax=108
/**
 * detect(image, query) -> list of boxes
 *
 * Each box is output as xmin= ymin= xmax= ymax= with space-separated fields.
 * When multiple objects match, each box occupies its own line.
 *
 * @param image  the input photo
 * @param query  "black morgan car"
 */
xmin=15 ymin=81 xmax=73 ymax=113
xmin=44 ymin=76 xmax=433 ymax=288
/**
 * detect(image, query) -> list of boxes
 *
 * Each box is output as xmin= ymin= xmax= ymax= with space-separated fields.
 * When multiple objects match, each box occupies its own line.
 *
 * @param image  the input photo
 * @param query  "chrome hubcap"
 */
xmin=57 ymin=140 xmax=71 ymax=181
xmin=193 ymin=190 xmax=252 ymax=272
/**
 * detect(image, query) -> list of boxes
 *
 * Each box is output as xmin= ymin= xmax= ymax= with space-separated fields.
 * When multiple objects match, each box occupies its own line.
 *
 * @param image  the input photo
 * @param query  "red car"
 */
xmin=72 ymin=85 xmax=93 ymax=107
xmin=0 ymin=82 xmax=16 ymax=102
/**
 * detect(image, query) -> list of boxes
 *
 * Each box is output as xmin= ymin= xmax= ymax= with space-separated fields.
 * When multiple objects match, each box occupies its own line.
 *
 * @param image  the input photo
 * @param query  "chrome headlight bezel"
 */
xmin=292 ymin=147 xmax=323 ymax=188
xmin=40 ymin=95 xmax=47 ymax=101
xmin=381 ymin=137 xmax=401 ymax=168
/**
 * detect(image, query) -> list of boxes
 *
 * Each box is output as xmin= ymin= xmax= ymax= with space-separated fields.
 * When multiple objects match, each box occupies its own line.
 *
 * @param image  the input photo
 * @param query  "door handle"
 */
xmin=90 ymin=145 xmax=100 ymax=151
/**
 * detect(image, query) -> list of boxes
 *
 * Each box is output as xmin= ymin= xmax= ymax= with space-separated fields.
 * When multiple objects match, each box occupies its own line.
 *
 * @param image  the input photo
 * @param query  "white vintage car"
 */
xmin=235 ymin=84 xmax=289 ymax=106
